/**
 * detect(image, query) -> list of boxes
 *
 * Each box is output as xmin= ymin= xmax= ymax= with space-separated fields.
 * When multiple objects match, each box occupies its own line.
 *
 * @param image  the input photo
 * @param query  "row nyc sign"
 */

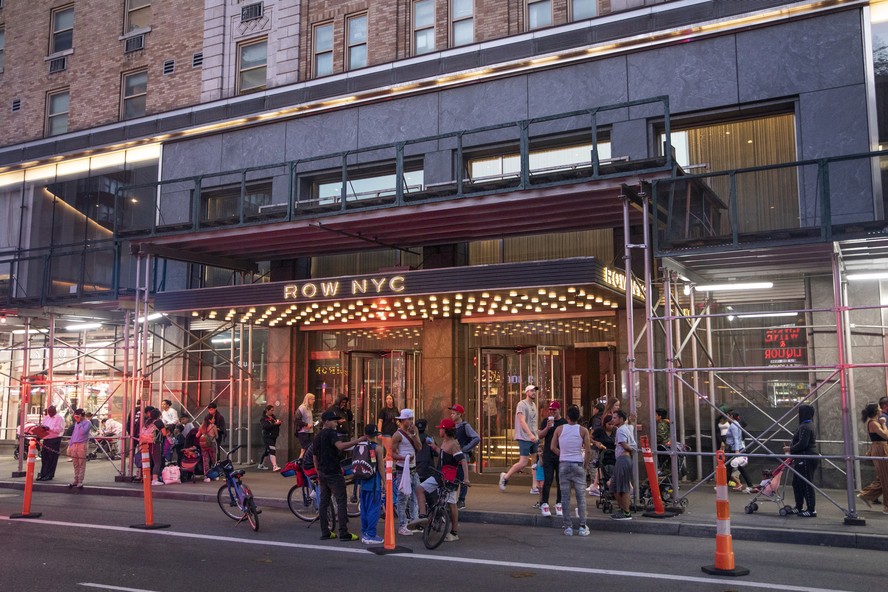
xmin=284 ymin=275 xmax=406 ymax=300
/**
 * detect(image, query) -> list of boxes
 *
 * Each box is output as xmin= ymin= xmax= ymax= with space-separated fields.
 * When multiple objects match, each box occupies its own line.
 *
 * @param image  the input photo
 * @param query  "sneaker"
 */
xmin=882 ymin=510 xmax=888 ymax=515
xmin=530 ymin=487 xmax=540 ymax=495
xmin=457 ymin=500 xmax=466 ymax=509
xmin=858 ymin=494 xmax=873 ymax=509
xmin=532 ymin=501 xmax=541 ymax=509
xmin=588 ymin=488 xmax=601 ymax=497
xmin=540 ymin=503 xmax=551 ymax=517
xmin=320 ymin=532 xmax=336 ymax=540
xmin=444 ymin=532 xmax=459 ymax=542
xmin=257 ymin=464 xmax=268 ymax=470
xmin=398 ymin=526 xmax=414 ymax=536
xmin=499 ymin=472 xmax=508 ymax=491
xmin=611 ymin=512 xmax=632 ymax=521
xmin=555 ymin=503 xmax=563 ymax=517
xmin=798 ymin=510 xmax=817 ymax=518
xmin=578 ymin=525 xmax=590 ymax=537
xmin=339 ymin=533 xmax=360 ymax=542
xmin=272 ymin=466 xmax=281 ymax=472
xmin=151 ymin=480 xmax=164 ymax=486
xmin=203 ymin=477 xmax=211 ymax=483
xmin=563 ymin=527 xmax=573 ymax=536
xmin=362 ymin=536 xmax=384 ymax=544
xmin=531 ymin=463 xmax=538 ymax=470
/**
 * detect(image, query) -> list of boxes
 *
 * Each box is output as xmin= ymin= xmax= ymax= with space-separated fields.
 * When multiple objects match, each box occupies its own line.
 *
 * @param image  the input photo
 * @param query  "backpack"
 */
xmin=351 ymin=441 xmax=376 ymax=481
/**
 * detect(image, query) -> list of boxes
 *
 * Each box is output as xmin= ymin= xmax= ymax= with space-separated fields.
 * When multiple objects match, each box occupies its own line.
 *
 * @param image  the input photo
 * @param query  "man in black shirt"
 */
xmin=539 ymin=401 xmax=567 ymax=518
xmin=325 ymin=395 xmax=354 ymax=437
xmin=314 ymin=410 xmax=366 ymax=541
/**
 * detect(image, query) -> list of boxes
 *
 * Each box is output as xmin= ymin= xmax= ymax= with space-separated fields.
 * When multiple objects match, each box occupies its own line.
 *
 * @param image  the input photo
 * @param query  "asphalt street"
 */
xmin=0 ymin=490 xmax=884 ymax=592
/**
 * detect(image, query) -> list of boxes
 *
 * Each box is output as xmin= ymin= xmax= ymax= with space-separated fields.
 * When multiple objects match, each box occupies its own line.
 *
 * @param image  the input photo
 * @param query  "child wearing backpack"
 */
xmin=356 ymin=423 xmax=383 ymax=545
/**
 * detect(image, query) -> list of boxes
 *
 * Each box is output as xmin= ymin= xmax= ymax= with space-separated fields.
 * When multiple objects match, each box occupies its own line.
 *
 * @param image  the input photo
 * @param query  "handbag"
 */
xmin=730 ymin=455 xmax=749 ymax=468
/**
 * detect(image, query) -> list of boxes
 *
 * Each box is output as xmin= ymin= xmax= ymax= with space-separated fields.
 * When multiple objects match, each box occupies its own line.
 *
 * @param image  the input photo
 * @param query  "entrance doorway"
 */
xmin=346 ymin=350 xmax=421 ymax=439
xmin=475 ymin=346 xmax=564 ymax=472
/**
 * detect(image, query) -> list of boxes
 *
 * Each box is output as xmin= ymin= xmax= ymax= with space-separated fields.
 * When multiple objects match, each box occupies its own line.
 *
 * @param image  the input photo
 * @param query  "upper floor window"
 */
xmin=238 ymin=38 xmax=267 ymax=94
xmin=46 ymin=89 xmax=70 ymax=136
xmin=125 ymin=0 xmax=152 ymax=33
xmin=0 ymin=28 xmax=5 ymax=73
xmin=51 ymin=6 xmax=74 ymax=54
xmin=527 ymin=0 xmax=552 ymax=30
xmin=413 ymin=0 xmax=435 ymax=55
xmin=347 ymin=14 xmax=367 ymax=70
xmin=313 ymin=23 xmax=333 ymax=77
xmin=122 ymin=70 xmax=147 ymax=120
xmin=451 ymin=0 xmax=473 ymax=47
xmin=571 ymin=0 xmax=597 ymax=21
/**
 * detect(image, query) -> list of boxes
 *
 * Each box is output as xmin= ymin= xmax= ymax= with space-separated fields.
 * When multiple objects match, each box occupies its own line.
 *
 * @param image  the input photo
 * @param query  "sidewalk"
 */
xmin=2 ymin=453 xmax=887 ymax=551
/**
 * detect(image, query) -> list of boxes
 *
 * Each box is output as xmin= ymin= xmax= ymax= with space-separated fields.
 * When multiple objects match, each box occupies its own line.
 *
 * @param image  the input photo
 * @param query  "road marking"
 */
xmin=2 ymin=516 xmax=851 ymax=592
xmin=79 ymin=584 xmax=159 ymax=592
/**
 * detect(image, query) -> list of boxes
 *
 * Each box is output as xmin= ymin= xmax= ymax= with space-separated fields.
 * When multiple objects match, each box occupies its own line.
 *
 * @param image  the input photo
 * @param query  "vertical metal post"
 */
xmin=842 ymin=277 xmax=862 ymax=489
xmin=663 ymin=273 xmax=681 ymax=501
xmin=519 ymin=122 xmax=530 ymax=189
xmin=643 ymin=196 xmax=659 ymax=478
xmin=395 ymin=143 xmax=405 ymax=205
xmin=832 ymin=250 xmax=863 ymax=524
xmin=621 ymin=195 xmax=639 ymax=501
xmin=121 ymin=311 xmax=131 ymax=478
xmin=705 ymin=308 xmax=717 ymax=476
xmin=47 ymin=314 xmax=55 ymax=410
xmin=15 ymin=318 xmax=30 ymax=474
xmin=340 ymin=154 xmax=349 ymax=212
xmin=229 ymin=323 xmax=236 ymax=460
xmin=690 ymin=291 xmax=703 ymax=480
xmin=247 ymin=323 xmax=253 ymax=463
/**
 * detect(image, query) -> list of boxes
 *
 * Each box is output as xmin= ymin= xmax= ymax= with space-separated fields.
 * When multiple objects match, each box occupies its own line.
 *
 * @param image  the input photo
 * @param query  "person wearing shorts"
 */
xmin=499 ymin=385 xmax=540 ymax=491
xmin=416 ymin=418 xmax=469 ymax=542
xmin=609 ymin=410 xmax=636 ymax=520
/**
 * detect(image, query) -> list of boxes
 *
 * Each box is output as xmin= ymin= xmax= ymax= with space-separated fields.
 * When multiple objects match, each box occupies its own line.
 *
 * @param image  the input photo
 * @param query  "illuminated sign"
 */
xmin=284 ymin=275 xmax=406 ymax=300
xmin=763 ymin=326 xmax=806 ymax=366
xmin=602 ymin=267 xmax=646 ymax=301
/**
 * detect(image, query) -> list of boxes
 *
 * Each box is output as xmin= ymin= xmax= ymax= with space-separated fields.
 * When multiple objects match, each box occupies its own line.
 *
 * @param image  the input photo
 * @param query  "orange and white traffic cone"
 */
xmin=130 ymin=443 xmax=170 ymax=530
xmin=11 ymin=438 xmax=42 ymax=519
xmin=368 ymin=435 xmax=411 ymax=556
xmin=640 ymin=436 xmax=676 ymax=519
xmin=702 ymin=450 xmax=749 ymax=577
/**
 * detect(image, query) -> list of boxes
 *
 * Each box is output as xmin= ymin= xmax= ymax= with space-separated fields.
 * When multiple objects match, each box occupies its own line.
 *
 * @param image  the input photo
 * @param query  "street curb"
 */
xmin=2 ymin=481 xmax=886 ymax=551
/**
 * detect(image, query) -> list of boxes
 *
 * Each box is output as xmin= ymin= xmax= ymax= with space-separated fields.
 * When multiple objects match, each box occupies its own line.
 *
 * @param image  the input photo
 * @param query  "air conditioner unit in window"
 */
xmin=125 ymin=34 xmax=145 ymax=53
xmin=49 ymin=56 xmax=67 ymax=74
xmin=241 ymin=2 xmax=263 ymax=22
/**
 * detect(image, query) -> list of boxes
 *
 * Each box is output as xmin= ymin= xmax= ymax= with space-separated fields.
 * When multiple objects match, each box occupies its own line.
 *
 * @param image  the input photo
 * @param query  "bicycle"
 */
xmin=419 ymin=470 xmax=469 ymax=550
xmin=286 ymin=458 xmax=360 ymax=528
xmin=213 ymin=444 xmax=261 ymax=531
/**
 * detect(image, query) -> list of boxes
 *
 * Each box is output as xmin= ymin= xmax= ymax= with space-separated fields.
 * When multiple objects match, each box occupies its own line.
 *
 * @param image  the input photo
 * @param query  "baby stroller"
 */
xmin=744 ymin=457 xmax=793 ymax=516
xmin=13 ymin=423 xmax=46 ymax=460
xmin=641 ymin=442 xmax=691 ymax=510
xmin=594 ymin=448 xmax=616 ymax=513
xmin=178 ymin=446 xmax=204 ymax=483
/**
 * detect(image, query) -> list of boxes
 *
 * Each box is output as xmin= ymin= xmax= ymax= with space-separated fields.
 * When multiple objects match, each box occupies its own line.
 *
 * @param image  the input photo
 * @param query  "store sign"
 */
xmin=602 ymin=267 xmax=646 ymax=301
xmin=763 ymin=326 xmax=807 ymax=366
xmin=284 ymin=275 xmax=406 ymax=300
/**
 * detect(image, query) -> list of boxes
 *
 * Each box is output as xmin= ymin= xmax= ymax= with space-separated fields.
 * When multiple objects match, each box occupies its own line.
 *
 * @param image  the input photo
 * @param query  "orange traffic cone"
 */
xmin=702 ymin=450 xmax=749 ymax=577
xmin=368 ymin=435 xmax=411 ymax=555
xmin=639 ymin=436 xmax=676 ymax=519
xmin=11 ymin=438 xmax=42 ymax=519
xmin=130 ymin=443 xmax=170 ymax=530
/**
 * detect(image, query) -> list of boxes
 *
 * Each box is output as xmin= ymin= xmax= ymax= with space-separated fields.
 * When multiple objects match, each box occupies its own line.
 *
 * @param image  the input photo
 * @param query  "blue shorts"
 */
xmin=518 ymin=440 xmax=538 ymax=457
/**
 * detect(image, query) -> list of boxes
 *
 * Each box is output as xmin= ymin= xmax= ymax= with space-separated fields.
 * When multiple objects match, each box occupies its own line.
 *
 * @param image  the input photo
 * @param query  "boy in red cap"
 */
xmin=416 ymin=417 xmax=470 ymax=542
xmin=450 ymin=403 xmax=479 ymax=509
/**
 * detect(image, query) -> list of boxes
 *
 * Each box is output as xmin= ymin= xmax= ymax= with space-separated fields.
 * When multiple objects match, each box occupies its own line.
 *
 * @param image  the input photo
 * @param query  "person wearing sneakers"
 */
xmin=538 ymin=401 xmax=567 ymax=517
xmin=314 ymin=410 xmax=366 ymax=541
xmin=450 ymin=403 xmax=480 ymax=509
xmin=391 ymin=408 xmax=422 ymax=536
xmin=610 ymin=410 xmax=636 ymax=520
xmin=723 ymin=411 xmax=756 ymax=493
xmin=66 ymin=409 xmax=92 ymax=488
xmin=785 ymin=404 xmax=819 ymax=518
xmin=416 ymin=417 xmax=470 ymax=542
xmin=359 ymin=424 xmax=384 ymax=544
xmin=551 ymin=405 xmax=592 ymax=536
xmin=500 ymin=385 xmax=540 ymax=492
xmin=258 ymin=404 xmax=282 ymax=471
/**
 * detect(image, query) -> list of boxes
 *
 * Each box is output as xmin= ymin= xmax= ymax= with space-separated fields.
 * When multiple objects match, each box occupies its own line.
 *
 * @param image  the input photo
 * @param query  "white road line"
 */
xmin=2 ymin=516 xmax=851 ymax=592
xmin=79 ymin=584 xmax=159 ymax=592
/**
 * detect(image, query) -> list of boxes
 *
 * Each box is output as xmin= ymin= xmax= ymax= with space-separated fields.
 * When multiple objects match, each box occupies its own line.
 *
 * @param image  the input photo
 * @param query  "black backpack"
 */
xmin=351 ymin=441 xmax=376 ymax=481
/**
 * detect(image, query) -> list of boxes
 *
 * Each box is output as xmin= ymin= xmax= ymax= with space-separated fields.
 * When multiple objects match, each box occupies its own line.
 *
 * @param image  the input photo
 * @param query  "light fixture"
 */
xmin=736 ymin=312 xmax=799 ymax=319
xmin=694 ymin=282 xmax=773 ymax=292
xmin=683 ymin=284 xmax=691 ymax=296
xmin=847 ymin=271 xmax=888 ymax=281
xmin=66 ymin=322 xmax=102 ymax=331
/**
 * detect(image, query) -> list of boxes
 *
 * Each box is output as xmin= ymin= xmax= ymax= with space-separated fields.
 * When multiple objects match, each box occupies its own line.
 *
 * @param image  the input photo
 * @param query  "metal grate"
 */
xmin=49 ymin=56 xmax=67 ymax=74
xmin=192 ymin=52 xmax=203 ymax=68
xmin=125 ymin=34 xmax=145 ymax=53
xmin=11 ymin=99 xmax=21 ymax=112
xmin=241 ymin=2 xmax=263 ymax=22
xmin=162 ymin=60 xmax=175 ymax=75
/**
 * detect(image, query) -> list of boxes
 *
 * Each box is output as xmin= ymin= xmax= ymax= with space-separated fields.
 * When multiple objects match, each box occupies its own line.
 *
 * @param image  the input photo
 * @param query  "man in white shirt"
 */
xmin=499 ymin=385 xmax=540 ymax=492
xmin=101 ymin=416 xmax=123 ymax=458
xmin=37 ymin=405 xmax=65 ymax=481
xmin=161 ymin=399 xmax=179 ymax=425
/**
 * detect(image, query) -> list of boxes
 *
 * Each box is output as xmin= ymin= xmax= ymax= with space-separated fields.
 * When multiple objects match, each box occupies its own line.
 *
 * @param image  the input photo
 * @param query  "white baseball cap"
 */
xmin=396 ymin=408 xmax=415 ymax=420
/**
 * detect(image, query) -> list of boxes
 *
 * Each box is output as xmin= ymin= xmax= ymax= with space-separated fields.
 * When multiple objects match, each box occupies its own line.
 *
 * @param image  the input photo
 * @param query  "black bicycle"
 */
xmin=420 ymin=471 xmax=469 ymax=550
xmin=286 ymin=459 xmax=360 ymax=527
xmin=213 ymin=445 xmax=261 ymax=531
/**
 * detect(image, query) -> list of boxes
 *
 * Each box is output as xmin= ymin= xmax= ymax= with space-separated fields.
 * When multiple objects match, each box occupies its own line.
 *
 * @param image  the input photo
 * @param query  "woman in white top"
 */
xmin=296 ymin=393 xmax=315 ymax=458
xmin=551 ymin=405 xmax=592 ymax=536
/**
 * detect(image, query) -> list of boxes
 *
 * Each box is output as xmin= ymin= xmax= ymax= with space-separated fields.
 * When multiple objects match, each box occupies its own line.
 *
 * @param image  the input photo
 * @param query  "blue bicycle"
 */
xmin=214 ymin=445 xmax=261 ymax=531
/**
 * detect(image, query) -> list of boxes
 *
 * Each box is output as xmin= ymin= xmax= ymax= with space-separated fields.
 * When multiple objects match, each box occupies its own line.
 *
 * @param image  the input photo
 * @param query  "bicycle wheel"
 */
xmin=217 ymin=484 xmax=244 ymax=521
xmin=246 ymin=497 xmax=260 ymax=531
xmin=423 ymin=504 xmax=451 ymax=550
xmin=288 ymin=483 xmax=320 ymax=522
xmin=347 ymin=493 xmax=361 ymax=517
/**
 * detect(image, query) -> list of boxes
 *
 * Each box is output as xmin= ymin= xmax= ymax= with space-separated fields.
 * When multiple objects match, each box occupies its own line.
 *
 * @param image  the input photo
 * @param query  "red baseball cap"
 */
xmin=548 ymin=401 xmax=561 ymax=410
xmin=436 ymin=418 xmax=456 ymax=430
xmin=449 ymin=404 xmax=465 ymax=414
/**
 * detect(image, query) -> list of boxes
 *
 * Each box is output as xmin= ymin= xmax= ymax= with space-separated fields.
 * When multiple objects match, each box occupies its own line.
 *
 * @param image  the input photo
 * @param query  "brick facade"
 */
xmin=0 ymin=0 xmax=203 ymax=148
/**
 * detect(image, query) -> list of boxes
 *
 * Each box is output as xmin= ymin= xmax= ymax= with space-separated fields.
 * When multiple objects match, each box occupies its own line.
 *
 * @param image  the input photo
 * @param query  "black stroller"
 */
xmin=594 ymin=448 xmax=616 ymax=513
xmin=178 ymin=446 xmax=205 ymax=482
xmin=13 ymin=423 xmax=46 ymax=460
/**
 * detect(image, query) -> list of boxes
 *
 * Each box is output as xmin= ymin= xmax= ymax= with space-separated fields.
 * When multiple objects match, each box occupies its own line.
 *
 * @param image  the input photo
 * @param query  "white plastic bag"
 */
xmin=161 ymin=465 xmax=181 ymax=483
xmin=398 ymin=455 xmax=413 ymax=495
xmin=729 ymin=456 xmax=748 ymax=469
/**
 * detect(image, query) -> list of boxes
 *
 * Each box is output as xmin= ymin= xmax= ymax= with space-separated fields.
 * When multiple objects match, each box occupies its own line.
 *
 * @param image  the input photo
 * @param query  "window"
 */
xmin=237 ymin=38 xmax=267 ymax=93
xmin=122 ymin=70 xmax=147 ymax=120
xmin=125 ymin=0 xmax=151 ymax=33
xmin=571 ymin=0 xmax=596 ymax=21
xmin=0 ymin=28 xmax=5 ymax=72
xmin=527 ymin=0 xmax=551 ymax=30
xmin=451 ymin=0 xmax=473 ymax=47
xmin=46 ymin=90 xmax=69 ymax=136
xmin=469 ymin=141 xmax=612 ymax=180
xmin=51 ymin=6 xmax=74 ymax=54
xmin=347 ymin=14 xmax=367 ymax=70
xmin=313 ymin=23 xmax=333 ymax=77
xmin=413 ymin=0 xmax=435 ymax=55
